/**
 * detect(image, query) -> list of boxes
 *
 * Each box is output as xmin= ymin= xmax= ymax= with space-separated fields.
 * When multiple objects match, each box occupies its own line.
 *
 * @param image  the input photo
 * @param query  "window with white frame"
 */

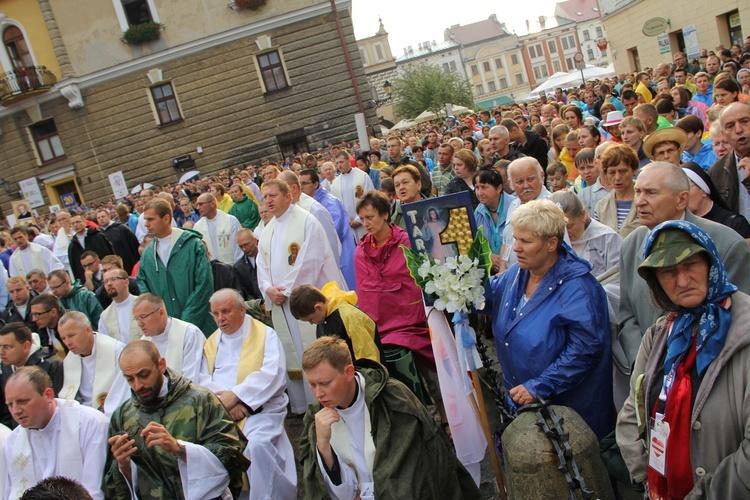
xmin=529 ymin=44 xmax=543 ymax=59
xmin=511 ymin=54 xmax=519 ymax=65
xmin=499 ymin=77 xmax=507 ymax=89
xmin=561 ymin=37 xmax=569 ymax=50
xmin=548 ymin=40 xmax=557 ymax=54
xmin=359 ymin=48 xmax=369 ymax=67
xmin=495 ymin=58 xmax=503 ymax=69
xmin=566 ymin=57 xmax=573 ymax=69
xmin=256 ymin=49 xmax=289 ymax=93
xmin=596 ymin=26 xmax=603 ymax=38
xmin=515 ymin=73 xmax=523 ymax=85
xmin=475 ymin=84 xmax=484 ymax=95
xmin=483 ymin=61 xmax=491 ymax=72
xmin=373 ymin=42 xmax=386 ymax=62
xmin=583 ymin=30 xmax=590 ymax=41
xmin=471 ymin=64 xmax=478 ymax=76
xmin=113 ymin=0 xmax=160 ymax=31
xmin=533 ymin=64 xmax=549 ymax=79
xmin=566 ymin=35 xmax=576 ymax=50
xmin=553 ymin=60 xmax=561 ymax=72
xmin=449 ymin=61 xmax=456 ymax=72
xmin=587 ymin=47 xmax=595 ymax=60
xmin=488 ymin=81 xmax=496 ymax=92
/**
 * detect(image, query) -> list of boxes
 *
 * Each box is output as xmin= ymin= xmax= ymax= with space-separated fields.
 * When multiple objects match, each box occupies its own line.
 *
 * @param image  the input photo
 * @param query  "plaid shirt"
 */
xmin=430 ymin=166 xmax=457 ymax=197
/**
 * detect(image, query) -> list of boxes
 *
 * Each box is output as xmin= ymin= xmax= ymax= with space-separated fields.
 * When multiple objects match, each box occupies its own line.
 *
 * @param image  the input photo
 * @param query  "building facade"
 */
xmin=445 ymin=15 xmax=531 ymax=109
xmin=0 ymin=0 xmax=375 ymax=218
xmin=556 ymin=0 xmax=611 ymax=67
xmin=601 ymin=0 xmax=747 ymax=73
xmin=356 ymin=19 xmax=398 ymax=125
xmin=519 ymin=18 xmax=582 ymax=88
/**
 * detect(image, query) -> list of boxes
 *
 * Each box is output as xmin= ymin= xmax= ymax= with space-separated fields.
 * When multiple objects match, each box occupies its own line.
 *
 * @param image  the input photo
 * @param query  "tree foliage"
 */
xmin=392 ymin=63 xmax=474 ymax=120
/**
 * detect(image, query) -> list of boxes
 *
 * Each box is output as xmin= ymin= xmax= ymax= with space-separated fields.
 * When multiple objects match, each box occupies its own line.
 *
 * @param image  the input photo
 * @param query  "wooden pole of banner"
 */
xmin=470 ymin=370 xmax=508 ymax=500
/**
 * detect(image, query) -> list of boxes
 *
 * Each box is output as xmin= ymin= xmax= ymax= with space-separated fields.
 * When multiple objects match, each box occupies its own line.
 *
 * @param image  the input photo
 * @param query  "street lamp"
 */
xmin=383 ymin=80 xmax=393 ymax=96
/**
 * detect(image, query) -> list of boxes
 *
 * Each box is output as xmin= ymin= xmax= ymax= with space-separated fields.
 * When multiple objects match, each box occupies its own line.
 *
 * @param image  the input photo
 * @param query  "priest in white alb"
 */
xmin=193 ymin=193 xmax=243 ymax=265
xmin=4 ymin=366 xmax=109 ymax=500
xmin=199 ymin=289 xmax=297 ymax=500
xmin=98 ymin=268 xmax=142 ymax=344
xmin=257 ymin=180 xmax=346 ymax=413
xmin=57 ymin=311 xmax=128 ymax=413
xmin=52 ymin=210 xmax=73 ymax=276
xmin=331 ymin=151 xmax=374 ymax=241
xmin=8 ymin=227 xmax=64 ymax=278
xmin=132 ymin=293 xmax=205 ymax=382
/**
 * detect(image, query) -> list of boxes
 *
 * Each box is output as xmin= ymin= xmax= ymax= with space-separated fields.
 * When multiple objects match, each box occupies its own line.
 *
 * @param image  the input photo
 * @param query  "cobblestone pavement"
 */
xmin=284 ymin=338 xmax=506 ymax=499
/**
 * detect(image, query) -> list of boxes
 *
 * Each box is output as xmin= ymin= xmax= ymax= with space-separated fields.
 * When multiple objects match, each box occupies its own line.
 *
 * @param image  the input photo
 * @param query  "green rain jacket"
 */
xmin=60 ymin=280 xmax=103 ymax=328
xmin=229 ymin=194 xmax=260 ymax=230
xmin=300 ymin=359 xmax=481 ymax=500
xmin=137 ymin=228 xmax=216 ymax=335
xmin=103 ymin=369 xmax=249 ymax=499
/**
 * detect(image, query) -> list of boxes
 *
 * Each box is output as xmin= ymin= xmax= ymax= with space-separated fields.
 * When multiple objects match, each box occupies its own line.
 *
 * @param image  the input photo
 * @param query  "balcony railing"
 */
xmin=0 ymin=66 xmax=58 ymax=105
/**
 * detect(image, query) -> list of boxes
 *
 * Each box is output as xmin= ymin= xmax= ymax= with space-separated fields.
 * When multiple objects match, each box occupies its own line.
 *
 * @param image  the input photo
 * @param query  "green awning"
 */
xmin=475 ymin=95 xmax=515 ymax=109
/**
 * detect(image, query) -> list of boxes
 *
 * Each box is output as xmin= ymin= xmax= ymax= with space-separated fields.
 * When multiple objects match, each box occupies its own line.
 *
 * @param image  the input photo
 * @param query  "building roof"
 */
xmin=396 ymin=40 xmax=460 ymax=63
xmin=444 ymin=14 xmax=510 ymax=45
xmin=555 ymin=0 xmax=602 ymax=23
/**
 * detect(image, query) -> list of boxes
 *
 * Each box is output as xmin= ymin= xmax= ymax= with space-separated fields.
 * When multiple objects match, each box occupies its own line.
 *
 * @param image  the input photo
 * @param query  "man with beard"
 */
xmin=104 ymin=341 xmax=249 ymax=499
xmin=97 ymin=268 xmax=141 ymax=344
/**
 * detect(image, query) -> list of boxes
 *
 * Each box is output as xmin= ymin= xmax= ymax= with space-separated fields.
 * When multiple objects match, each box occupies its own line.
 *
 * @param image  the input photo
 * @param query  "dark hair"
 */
xmin=80 ymin=250 xmax=99 ymax=261
xmin=10 ymin=226 xmax=27 ymax=236
xmin=621 ymin=89 xmax=638 ymax=101
xmin=472 ymin=167 xmax=503 ymax=188
xmin=356 ymin=190 xmax=390 ymax=216
xmin=20 ymin=476 xmax=94 ymax=500
xmin=675 ymin=114 xmax=704 ymax=134
xmin=602 ymin=143 xmax=639 ymax=172
xmin=574 ymin=148 xmax=596 ymax=167
xmin=580 ymin=125 xmax=601 ymax=145
xmin=655 ymin=99 xmax=675 ymax=115
xmin=289 ymin=284 xmax=326 ymax=319
xmin=0 ymin=322 xmax=33 ymax=344
xmin=29 ymin=293 xmax=62 ymax=313
xmin=380 ymin=177 xmax=395 ymax=196
xmin=299 ymin=168 xmax=320 ymax=184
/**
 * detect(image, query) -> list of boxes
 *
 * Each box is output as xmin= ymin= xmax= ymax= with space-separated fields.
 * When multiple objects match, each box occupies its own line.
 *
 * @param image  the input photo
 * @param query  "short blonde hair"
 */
xmin=510 ymin=199 xmax=566 ymax=242
xmin=302 ymin=336 xmax=352 ymax=373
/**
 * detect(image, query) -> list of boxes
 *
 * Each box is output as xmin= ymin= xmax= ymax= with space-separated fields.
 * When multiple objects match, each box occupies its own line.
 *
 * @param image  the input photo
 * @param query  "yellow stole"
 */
xmin=203 ymin=317 xmax=267 ymax=429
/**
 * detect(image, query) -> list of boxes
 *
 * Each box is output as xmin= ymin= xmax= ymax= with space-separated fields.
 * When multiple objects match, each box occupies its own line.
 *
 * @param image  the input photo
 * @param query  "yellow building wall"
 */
xmin=0 ymin=0 xmax=62 ymax=78
xmin=49 ymin=0 xmax=324 ymax=76
xmin=604 ymin=2 xmax=749 ymax=74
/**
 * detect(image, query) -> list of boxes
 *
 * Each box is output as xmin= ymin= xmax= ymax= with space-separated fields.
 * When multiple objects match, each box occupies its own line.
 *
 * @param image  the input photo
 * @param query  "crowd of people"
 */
xmin=0 ymin=37 xmax=749 ymax=499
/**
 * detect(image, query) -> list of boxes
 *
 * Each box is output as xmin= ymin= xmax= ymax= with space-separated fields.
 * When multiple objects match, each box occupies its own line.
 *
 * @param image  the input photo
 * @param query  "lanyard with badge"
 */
xmin=649 ymin=324 xmax=701 ymax=477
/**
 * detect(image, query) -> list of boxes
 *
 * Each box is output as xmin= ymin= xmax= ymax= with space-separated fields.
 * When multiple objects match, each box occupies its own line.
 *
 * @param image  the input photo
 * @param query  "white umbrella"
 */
xmin=130 ymin=182 xmax=153 ymax=194
xmin=391 ymin=119 xmax=417 ymax=130
xmin=179 ymin=170 xmax=200 ymax=184
xmin=530 ymin=71 xmax=572 ymax=95
xmin=414 ymin=109 xmax=437 ymax=123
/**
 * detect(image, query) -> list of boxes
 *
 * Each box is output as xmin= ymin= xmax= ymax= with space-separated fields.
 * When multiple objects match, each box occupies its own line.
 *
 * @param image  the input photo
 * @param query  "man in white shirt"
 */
xmin=257 ymin=180 xmax=346 ymax=413
xmin=97 ymin=268 xmax=141 ymax=344
xmin=135 ymin=189 xmax=156 ymax=243
xmin=193 ymin=193 xmax=243 ymax=265
xmin=331 ymin=151 xmax=374 ymax=241
xmin=8 ymin=227 xmax=63 ymax=278
xmin=52 ymin=211 xmax=73 ymax=275
xmin=58 ymin=311 xmax=127 ymax=412
xmin=200 ymin=289 xmax=296 ymax=500
xmin=133 ymin=293 xmax=205 ymax=382
xmin=4 ymin=366 xmax=109 ymax=499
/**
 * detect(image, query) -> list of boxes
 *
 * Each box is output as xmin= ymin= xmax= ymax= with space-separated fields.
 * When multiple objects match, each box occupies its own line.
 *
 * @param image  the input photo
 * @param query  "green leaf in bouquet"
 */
xmin=400 ymin=244 xmax=430 ymax=289
xmin=468 ymin=227 xmax=492 ymax=286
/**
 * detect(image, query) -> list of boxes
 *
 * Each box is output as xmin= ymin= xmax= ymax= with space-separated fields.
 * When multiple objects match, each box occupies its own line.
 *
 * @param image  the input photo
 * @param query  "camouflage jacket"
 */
xmin=103 ymin=369 xmax=249 ymax=499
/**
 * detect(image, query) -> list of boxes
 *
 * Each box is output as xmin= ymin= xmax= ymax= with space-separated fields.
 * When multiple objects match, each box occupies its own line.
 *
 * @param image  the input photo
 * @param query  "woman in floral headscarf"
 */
xmin=616 ymin=220 xmax=750 ymax=499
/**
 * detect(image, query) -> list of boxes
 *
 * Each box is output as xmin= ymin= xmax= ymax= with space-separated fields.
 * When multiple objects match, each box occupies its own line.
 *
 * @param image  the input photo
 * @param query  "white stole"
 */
xmin=331 ymin=167 xmax=368 ymax=202
xmin=101 ymin=302 xmax=142 ymax=343
xmin=329 ymin=374 xmax=375 ymax=492
xmin=10 ymin=245 xmax=45 ymax=277
xmin=258 ymin=207 xmax=317 ymax=376
xmin=9 ymin=400 xmax=83 ymax=500
xmin=163 ymin=318 xmax=190 ymax=375
xmin=194 ymin=211 xmax=234 ymax=263
xmin=61 ymin=334 xmax=118 ymax=409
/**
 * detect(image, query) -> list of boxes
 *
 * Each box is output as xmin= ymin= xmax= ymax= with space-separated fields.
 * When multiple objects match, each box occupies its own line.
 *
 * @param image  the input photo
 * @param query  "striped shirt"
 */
xmin=431 ymin=166 xmax=457 ymax=197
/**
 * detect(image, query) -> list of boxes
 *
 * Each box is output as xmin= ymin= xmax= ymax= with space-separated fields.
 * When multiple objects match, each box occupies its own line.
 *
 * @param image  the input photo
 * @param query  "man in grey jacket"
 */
xmin=618 ymin=162 xmax=750 ymax=368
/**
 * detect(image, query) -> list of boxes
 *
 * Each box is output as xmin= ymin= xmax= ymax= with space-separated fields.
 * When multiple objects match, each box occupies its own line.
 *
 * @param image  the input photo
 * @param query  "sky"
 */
xmin=351 ymin=0 xmax=562 ymax=56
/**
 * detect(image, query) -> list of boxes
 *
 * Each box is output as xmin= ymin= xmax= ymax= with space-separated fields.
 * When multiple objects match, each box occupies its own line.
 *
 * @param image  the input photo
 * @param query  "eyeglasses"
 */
xmin=132 ymin=308 xmax=161 ymax=323
xmin=103 ymin=277 xmax=127 ymax=284
xmin=0 ymin=344 xmax=20 ymax=351
xmin=49 ymin=281 xmax=66 ymax=291
xmin=30 ymin=309 xmax=52 ymax=318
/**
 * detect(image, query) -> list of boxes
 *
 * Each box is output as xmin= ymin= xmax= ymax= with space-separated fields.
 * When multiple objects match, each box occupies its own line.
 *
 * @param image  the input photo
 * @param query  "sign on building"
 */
xmin=657 ymin=34 xmax=670 ymax=54
xmin=683 ymin=25 xmax=700 ymax=60
xmin=19 ymin=177 xmax=45 ymax=208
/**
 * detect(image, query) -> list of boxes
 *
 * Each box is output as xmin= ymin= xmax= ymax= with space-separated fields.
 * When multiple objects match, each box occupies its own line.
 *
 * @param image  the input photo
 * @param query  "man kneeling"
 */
xmin=299 ymin=337 xmax=480 ymax=500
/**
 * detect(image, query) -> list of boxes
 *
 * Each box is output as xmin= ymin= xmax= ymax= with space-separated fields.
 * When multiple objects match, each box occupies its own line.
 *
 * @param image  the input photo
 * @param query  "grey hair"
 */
xmin=550 ymin=190 xmax=584 ymax=219
xmin=640 ymin=162 xmax=690 ymax=194
xmin=489 ymin=125 xmax=509 ymax=138
xmin=58 ymin=311 xmax=91 ymax=331
xmin=210 ymin=288 xmax=245 ymax=309
xmin=507 ymin=157 xmax=545 ymax=182
xmin=133 ymin=293 xmax=166 ymax=310
xmin=26 ymin=268 xmax=46 ymax=280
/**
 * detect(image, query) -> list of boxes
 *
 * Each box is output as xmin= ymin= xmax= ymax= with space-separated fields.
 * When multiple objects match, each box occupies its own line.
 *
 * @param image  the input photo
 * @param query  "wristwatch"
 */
xmin=174 ymin=440 xmax=186 ymax=460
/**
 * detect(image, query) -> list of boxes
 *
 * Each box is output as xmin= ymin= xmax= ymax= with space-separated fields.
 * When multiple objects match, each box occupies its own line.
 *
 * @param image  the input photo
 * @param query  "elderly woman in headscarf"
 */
xmin=616 ymin=220 xmax=750 ymax=499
